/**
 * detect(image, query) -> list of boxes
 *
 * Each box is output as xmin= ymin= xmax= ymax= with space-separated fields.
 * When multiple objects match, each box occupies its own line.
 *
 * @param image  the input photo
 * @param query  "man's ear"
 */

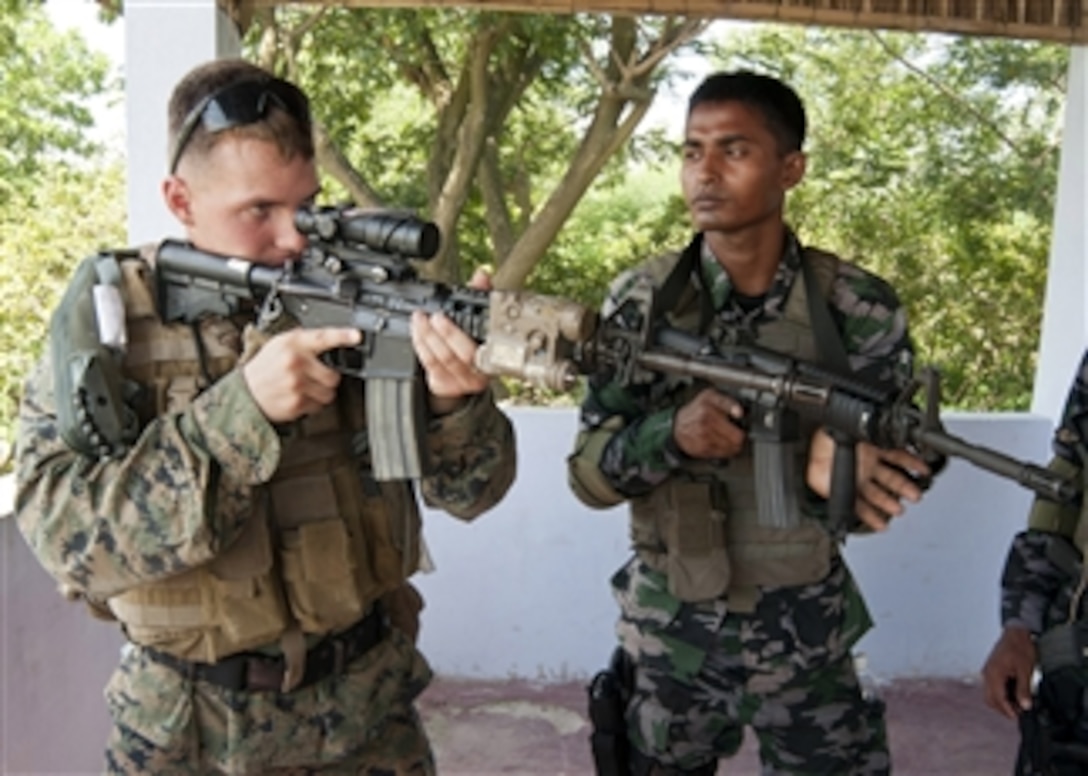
xmin=162 ymin=175 xmax=195 ymax=226
xmin=781 ymin=151 xmax=807 ymax=191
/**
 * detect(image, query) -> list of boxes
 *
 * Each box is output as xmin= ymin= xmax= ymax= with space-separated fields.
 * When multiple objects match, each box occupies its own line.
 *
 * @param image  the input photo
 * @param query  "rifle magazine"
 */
xmin=366 ymin=376 xmax=428 ymax=481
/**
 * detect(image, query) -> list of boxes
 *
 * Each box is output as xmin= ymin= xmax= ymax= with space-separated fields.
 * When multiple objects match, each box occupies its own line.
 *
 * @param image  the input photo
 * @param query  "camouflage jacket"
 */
xmin=14 ymin=292 xmax=516 ymax=600
xmin=1001 ymin=349 xmax=1088 ymax=634
xmin=577 ymin=229 xmax=913 ymax=643
xmin=580 ymin=228 xmax=914 ymax=497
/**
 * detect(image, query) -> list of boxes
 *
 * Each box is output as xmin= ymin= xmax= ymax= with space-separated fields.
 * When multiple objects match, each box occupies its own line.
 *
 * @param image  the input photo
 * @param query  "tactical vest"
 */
xmin=625 ymin=243 xmax=842 ymax=606
xmin=93 ymin=249 xmax=420 ymax=663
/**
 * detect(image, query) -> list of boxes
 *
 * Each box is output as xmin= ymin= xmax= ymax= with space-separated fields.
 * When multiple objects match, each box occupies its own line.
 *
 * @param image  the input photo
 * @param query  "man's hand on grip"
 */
xmin=411 ymin=267 xmax=492 ymax=414
xmin=806 ymin=429 xmax=930 ymax=531
xmin=243 ymin=327 xmax=361 ymax=423
xmin=672 ymin=388 xmax=747 ymax=460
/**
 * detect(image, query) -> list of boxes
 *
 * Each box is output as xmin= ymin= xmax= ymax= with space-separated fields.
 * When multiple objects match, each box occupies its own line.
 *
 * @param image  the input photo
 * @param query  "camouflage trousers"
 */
xmin=103 ymin=627 xmax=434 ymax=775
xmin=613 ymin=556 xmax=887 ymax=775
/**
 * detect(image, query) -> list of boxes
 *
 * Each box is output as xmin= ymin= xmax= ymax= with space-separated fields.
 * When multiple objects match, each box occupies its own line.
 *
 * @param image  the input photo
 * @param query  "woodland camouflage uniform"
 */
xmin=571 ymin=230 xmax=913 ymax=775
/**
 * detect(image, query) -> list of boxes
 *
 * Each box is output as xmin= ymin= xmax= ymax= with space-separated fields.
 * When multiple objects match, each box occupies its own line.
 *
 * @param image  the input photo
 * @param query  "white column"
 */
xmin=1033 ymin=46 xmax=1088 ymax=421
xmin=123 ymin=0 xmax=241 ymax=246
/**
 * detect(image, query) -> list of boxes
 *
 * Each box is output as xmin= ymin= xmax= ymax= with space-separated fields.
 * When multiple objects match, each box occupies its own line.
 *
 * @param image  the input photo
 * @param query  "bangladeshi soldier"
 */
xmin=14 ymin=58 xmax=515 ymax=775
xmin=981 ymin=349 xmax=1088 ymax=775
xmin=568 ymin=71 xmax=935 ymax=775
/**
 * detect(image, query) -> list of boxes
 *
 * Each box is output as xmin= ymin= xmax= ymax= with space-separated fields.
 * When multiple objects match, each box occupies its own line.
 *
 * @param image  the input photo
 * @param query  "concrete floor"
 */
xmin=419 ymin=676 xmax=1020 ymax=775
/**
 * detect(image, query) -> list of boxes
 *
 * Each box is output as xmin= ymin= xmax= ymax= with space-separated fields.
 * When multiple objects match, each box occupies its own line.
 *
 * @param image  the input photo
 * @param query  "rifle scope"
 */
xmin=295 ymin=206 xmax=441 ymax=260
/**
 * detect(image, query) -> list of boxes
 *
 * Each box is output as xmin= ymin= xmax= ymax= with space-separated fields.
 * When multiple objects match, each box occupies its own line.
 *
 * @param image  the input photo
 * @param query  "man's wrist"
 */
xmin=428 ymin=393 xmax=471 ymax=417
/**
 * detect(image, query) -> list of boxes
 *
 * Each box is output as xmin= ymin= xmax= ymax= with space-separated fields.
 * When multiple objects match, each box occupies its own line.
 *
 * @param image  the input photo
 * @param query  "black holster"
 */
xmin=588 ymin=647 xmax=634 ymax=776
xmin=1014 ymin=662 xmax=1088 ymax=776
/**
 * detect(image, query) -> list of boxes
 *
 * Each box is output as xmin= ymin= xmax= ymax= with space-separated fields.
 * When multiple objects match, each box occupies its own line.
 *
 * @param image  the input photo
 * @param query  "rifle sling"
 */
xmin=799 ymin=248 xmax=850 ymax=375
xmin=655 ymin=234 xmax=848 ymax=372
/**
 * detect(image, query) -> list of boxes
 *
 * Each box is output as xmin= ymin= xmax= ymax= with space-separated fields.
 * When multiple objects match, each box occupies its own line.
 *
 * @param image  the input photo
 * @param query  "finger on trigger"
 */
xmin=712 ymin=391 xmax=742 ymax=420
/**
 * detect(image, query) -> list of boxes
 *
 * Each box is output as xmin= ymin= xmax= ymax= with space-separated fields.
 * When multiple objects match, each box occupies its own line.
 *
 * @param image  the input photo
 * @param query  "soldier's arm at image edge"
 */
xmin=13 ymin=358 xmax=281 ymax=597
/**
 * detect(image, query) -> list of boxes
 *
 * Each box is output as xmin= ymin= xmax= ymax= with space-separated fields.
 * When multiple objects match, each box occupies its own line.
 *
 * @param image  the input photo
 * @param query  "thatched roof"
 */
xmin=236 ymin=1 xmax=1088 ymax=43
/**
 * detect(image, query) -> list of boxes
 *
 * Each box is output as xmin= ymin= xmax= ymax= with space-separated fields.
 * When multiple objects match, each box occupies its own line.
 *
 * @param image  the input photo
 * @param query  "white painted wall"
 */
xmin=415 ymin=409 xmax=1053 ymax=683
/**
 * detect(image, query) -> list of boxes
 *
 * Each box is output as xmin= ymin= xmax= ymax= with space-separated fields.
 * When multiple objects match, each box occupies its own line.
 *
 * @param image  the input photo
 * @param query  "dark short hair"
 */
xmin=167 ymin=58 xmax=314 ymax=171
xmin=688 ymin=71 xmax=806 ymax=154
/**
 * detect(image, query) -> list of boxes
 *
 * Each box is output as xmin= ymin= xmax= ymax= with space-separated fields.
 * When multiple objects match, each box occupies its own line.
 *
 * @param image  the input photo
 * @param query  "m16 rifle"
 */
xmin=156 ymin=204 xmax=592 ymax=481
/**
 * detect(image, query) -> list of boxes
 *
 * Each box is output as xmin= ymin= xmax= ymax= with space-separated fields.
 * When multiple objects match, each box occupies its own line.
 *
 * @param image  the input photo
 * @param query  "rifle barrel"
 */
xmin=911 ymin=427 xmax=1078 ymax=505
xmin=633 ymin=345 xmax=1079 ymax=507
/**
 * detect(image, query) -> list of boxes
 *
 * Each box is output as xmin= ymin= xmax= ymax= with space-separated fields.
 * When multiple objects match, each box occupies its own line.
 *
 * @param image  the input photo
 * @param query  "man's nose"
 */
xmin=275 ymin=212 xmax=308 ymax=254
xmin=695 ymin=153 xmax=720 ymax=182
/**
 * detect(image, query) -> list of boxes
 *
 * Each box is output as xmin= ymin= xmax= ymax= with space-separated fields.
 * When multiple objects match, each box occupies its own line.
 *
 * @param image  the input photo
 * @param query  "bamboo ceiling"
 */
xmin=235 ymin=1 xmax=1088 ymax=43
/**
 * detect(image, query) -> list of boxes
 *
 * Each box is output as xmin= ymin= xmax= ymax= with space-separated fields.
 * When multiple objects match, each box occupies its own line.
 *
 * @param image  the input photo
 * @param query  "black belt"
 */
xmin=144 ymin=606 xmax=386 ymax=693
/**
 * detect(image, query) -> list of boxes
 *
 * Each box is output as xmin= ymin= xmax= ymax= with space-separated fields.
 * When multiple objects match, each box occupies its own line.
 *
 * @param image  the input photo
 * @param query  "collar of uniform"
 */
xmin=697 ymin=227 xmax=804 ymax=319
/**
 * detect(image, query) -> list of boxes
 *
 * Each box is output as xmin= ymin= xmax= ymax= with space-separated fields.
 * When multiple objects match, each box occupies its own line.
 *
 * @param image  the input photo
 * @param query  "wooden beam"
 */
xmin=237 ymin=0 xmax=1088 ymax=43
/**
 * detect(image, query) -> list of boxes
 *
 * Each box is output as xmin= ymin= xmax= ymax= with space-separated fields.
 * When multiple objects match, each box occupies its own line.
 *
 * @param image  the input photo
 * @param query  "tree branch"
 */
xmin=870 ymin=31 xmax=1034 ymax=163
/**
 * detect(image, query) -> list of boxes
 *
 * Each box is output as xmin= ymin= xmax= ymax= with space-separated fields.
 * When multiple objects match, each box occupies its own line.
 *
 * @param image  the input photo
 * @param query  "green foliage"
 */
xmin=254 ymin=8 xmax=684 ymax=278
xmin=710 ymin=26 xmax=1065 ymax=410
xmin=0 ymin=3 xmax=123 ymax=465
xmin=0 ymin=2 xmax=112 ymax=205
xmin=527 ymin=166 xmax=687 ymax=306
xmin=0 ymin=162 xmax=127 ymax=457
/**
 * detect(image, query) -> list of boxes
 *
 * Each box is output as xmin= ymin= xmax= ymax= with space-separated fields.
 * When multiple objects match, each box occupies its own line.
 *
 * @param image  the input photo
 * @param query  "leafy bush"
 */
xmin=0 ymin=162 xmax=126 ymax=465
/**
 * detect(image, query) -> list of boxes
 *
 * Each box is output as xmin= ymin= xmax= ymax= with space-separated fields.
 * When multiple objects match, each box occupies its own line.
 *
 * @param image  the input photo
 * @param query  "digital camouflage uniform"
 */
xmin=14 ymin=253 xmax=516 ymax=775
xmin=1000 ymin=349 xmax=1088 ymax=772
xmin=571 ymin=230 xmax=913 ymax=775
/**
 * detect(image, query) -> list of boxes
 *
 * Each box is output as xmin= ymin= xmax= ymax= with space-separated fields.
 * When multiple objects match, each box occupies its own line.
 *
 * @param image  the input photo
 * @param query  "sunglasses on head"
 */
xmin=168 ymin=76 xmax=312 ymax=174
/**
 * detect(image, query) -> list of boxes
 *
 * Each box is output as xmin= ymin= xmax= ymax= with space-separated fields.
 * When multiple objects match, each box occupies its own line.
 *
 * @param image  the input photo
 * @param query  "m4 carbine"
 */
xmin=156 ymin=205 xmax=592 ymax=481
xmin=571 ymin=273 xmax=1079 ymax=525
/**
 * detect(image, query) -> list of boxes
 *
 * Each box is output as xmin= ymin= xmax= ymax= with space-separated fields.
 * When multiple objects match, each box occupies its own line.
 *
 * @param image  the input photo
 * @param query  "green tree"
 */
xmin=0 ymin=3 xmax=123 ymax=464
xmin=243 ymin=7 xmax=706 ymax=285
xmin=0 ymin=1 xmax=113 ymax=204
xmin=702 ymin=26 xmax=1065 ymax=409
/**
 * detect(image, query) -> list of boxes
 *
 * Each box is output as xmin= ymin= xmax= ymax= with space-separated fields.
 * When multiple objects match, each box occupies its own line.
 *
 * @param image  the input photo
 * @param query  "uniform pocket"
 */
xmin=104 ymin=650 xmax=194 ymax=752
xmin=206 ymin=510 xmax=289 ymax=653
xmin=280 ymin=518 xmax=366 ymax=633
